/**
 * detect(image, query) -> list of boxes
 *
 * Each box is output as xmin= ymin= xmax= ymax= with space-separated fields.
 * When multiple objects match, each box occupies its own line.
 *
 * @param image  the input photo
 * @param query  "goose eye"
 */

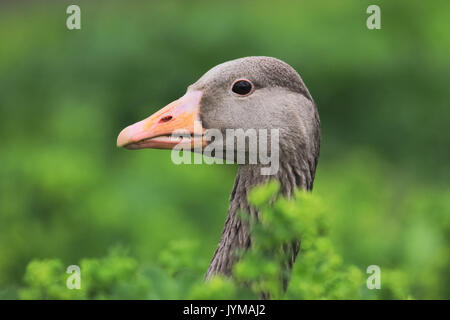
xmin=232 ymin=80 xmax=253 ymax=95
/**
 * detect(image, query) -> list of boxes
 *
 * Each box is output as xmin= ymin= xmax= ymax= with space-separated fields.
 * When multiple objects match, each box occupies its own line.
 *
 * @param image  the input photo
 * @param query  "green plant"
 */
xmin=18 ymin=182 xmax=414 ymax=299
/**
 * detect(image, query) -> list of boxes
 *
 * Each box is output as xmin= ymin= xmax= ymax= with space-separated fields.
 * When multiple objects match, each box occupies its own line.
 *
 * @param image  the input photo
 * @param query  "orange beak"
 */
xmin=117 ymin=91 xmax=205 ymax=150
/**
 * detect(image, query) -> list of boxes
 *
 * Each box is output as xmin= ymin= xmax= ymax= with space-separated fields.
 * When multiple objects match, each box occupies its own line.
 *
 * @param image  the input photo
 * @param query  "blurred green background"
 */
xmin=0 ymin=0 xmax=449 ymax=299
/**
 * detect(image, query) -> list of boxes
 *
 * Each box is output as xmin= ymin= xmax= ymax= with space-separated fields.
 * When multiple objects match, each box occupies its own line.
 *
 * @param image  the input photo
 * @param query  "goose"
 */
xmin=117 ymin=56 xmax=320 ymax=291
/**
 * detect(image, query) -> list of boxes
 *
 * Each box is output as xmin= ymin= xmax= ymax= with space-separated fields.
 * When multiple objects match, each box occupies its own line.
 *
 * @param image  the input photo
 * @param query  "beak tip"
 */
xmin=117 ymin=128 xmax=130 ymax=148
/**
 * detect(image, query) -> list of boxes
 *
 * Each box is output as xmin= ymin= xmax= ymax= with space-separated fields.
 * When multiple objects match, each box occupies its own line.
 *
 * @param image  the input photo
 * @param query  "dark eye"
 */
xmin=232 ymin=79 xmax=253 ymax=95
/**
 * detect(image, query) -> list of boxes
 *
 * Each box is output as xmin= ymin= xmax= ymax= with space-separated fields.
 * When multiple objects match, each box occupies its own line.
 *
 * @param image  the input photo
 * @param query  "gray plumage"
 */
xmin=187 ymin=57 xmax=321 ymax=285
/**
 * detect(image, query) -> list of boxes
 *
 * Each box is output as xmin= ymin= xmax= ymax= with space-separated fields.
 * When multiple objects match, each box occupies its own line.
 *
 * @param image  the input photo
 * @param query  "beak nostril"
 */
xmin=159 ymin=115 xmax=173 ymax=123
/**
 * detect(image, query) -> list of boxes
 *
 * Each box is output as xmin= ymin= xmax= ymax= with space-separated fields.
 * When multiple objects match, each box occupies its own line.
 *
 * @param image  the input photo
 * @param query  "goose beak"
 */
xmin=117 ymin=90 xmax=205 ymax=150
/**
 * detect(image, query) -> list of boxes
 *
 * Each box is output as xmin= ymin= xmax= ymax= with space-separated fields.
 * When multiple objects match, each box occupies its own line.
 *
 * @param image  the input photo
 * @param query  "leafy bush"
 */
xmin=20 ymin=248 xmax=149 ymax=299
xmin=18 ymin=183 xmax=413 ymax=299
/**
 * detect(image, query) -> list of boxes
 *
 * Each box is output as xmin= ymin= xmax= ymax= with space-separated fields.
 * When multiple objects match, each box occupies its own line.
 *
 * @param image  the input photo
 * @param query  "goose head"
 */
xmin=117 ymin=56 xmax=320 ymax=189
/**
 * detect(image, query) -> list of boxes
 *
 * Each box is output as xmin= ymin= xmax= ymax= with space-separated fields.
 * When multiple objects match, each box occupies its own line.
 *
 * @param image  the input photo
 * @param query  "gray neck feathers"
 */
xmin=205 ymin=147 xmax=317 ymax=279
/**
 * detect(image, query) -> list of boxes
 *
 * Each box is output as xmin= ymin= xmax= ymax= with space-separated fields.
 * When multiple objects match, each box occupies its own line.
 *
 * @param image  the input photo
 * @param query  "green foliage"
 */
xmin=19 ymin=248 xmax=150 ymax=299
xmin=18 ymin=183 xmax=418 ymax=299
xmin=20 ymin=259 xmax=69 ymax=300
xmin=240 ymin=184 xmax=410 ymax=299
xmin=158 ymin=241 xmax=206 ymax=276
xmin=188 ymin=277 xmax=239 ymax=300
